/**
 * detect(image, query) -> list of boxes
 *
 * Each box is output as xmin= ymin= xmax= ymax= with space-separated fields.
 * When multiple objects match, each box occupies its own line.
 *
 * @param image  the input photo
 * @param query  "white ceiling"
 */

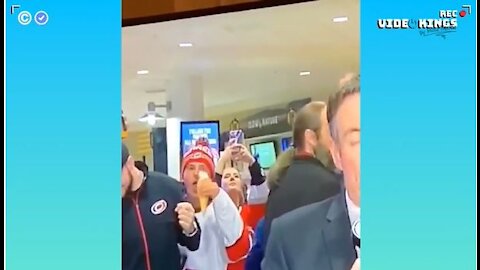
xmin=122 ymin=0 xmax=359 ymax=130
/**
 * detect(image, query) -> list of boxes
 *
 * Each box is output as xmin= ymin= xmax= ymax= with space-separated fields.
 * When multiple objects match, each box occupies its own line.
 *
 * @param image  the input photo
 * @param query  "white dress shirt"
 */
xmin=346 ymin=191 xmax=361 ymax=257
xmin=345 ymin=190 xmax=360 ymax=227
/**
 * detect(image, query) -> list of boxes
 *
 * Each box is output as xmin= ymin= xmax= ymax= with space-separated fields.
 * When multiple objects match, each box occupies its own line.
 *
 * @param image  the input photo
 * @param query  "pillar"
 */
xmin=166 ymin=75 xmax=205 ymax=180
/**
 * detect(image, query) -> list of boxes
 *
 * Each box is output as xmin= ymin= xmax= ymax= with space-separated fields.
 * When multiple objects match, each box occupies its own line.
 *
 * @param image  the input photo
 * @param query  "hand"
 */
xmin=229 ymin=144 xmax=254 ymax=165
xmin=175 ymin=202 xmax=196 ymax=235
xmin=239 ymin=145 xmax=255 ymax=165
xmin=351 ymin=259 xmax=360 ymax=270
xmin=197 ymin=178 xmax=220 ymax=199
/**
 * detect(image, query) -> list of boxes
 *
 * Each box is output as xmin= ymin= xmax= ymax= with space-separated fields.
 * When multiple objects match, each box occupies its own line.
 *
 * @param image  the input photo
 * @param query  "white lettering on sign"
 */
xmin=186 ymin=145 xmax=213 ymax=157
xmin=188 ymin=128 xmax=213 ymax=142
xmin=189 ymin=128 xmax=212 ymax=136
xmin=247 ymin=116 xmax=280 ymax=129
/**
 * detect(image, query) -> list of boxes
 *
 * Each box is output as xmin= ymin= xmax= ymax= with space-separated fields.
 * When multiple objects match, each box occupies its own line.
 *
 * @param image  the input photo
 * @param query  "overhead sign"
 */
xmin=239 ymin=98 xmax=311 ymax=138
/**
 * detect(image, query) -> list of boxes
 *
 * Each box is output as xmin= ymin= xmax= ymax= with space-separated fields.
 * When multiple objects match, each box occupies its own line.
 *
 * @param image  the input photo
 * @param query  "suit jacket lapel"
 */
xmin=323 ymin=192 xmax=356 ymax=270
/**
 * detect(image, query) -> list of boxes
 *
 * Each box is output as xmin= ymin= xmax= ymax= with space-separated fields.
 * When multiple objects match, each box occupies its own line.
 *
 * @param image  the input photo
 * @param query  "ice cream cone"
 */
xmin=197 ymin=171 xmax=210 ymax=213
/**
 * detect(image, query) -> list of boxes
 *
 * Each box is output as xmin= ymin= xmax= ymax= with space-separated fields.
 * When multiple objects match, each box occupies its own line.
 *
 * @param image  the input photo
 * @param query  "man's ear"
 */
xmin=329 ymin=142 xmax=343 ymax=172
xmin=304 ymin=129 xmax=316 ymax=148
xmin=126 ymin=156 xmax=135 ymax=170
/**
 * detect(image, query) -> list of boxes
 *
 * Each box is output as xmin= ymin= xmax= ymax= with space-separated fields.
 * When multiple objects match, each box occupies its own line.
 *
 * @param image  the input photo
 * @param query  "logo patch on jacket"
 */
xmin=151 ymin=200 xmax=167 ymax=215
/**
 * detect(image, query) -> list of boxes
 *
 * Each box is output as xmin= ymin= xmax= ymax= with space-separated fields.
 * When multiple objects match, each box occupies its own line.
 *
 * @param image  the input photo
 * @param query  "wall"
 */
xmin=123 ymin=130 xmax=154 ymax=170
xmin=205 ymin=89 xmax=332 ymax=132
xmin=124 ymin=93 xmax=330 ymax=170
xmin=123 ymin=0 xmax=261 ymax=20
xmin=206 ymin=96 xmax=317 ymax=132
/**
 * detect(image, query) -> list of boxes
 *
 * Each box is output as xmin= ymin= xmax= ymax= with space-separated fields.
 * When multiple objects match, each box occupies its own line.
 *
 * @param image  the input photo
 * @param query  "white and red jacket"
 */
xmin=245 ymin=181 xmax=269 ymax=228
xmin=180 ymin=189 xmax=244 ymax=270
xmin=215 ymin=160 xmax=270 ymax=229
xmin=225 ymin=180 xmax=268 ymax=270
xmin=224 ymin=206 xmax=254 ymax=270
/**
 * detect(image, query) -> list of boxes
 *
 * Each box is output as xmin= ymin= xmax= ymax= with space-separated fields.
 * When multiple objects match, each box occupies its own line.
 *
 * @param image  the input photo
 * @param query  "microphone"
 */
xmin=352 ymin=219 xmax=360 ymax=257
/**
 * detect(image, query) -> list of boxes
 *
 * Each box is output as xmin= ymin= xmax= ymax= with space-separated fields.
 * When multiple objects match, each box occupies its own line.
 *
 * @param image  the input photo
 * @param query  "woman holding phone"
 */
xmin=220 ymin=166 xmax=255 ymax=270
xmin=215 ymin=142 xmax=269 ymax=229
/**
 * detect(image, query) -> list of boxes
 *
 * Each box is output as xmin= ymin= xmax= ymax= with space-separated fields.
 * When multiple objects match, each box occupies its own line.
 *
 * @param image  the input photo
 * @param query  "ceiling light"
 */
xmin=138 ymin=102 xmax=171 ymax=126
xmin=179 ymin=43 xmax=193 ymax=47
xmin=299 ymin=71 xmax=311 ymax=76
xmin=137 ymin=70 xmax=149 ymax=75
xmin=139 ymin=112 xmax=164 ymax=126
xmin=333 ymin=16 xmax=348 ymax=23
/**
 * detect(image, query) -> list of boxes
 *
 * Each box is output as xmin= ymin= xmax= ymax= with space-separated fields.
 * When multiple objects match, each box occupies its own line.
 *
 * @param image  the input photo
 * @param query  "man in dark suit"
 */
xmin=263 ymin=101 xmax=341 ymax=246
xmin=263 ymin=73 xmax=361 ymax=270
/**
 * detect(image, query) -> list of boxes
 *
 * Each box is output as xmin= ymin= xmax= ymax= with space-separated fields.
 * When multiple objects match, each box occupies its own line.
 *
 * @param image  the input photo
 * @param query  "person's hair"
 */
xmin=134 ymin=161 xmax=149 ymax=175
xmin=267 ymin=101 xmax=328 ymax=189
xmin=327 ymin=73 xmax=360 ymax=141
xmin=292 ymin=101 xmax=327 ymax=149
xmin=266 ymin=148 xmax=295 ymax=190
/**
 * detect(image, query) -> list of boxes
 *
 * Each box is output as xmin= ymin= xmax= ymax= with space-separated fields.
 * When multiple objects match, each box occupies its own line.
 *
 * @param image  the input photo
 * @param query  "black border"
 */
xmin=122 ymin=0 xmax=316 ymax=27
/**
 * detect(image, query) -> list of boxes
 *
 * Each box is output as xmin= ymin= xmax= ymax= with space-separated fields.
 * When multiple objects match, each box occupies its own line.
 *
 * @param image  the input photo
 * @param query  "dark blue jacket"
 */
xmin=245 ymin=218 xmax=266 ymax=270
xmin=122 ymin=172 xmax=200 ymax=270
xmin=262 ymin=191 xmax=356 ymax=270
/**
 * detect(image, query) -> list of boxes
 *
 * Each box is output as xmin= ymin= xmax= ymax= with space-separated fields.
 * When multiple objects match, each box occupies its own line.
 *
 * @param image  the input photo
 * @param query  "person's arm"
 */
xmin=262 ymin=219 xmax=289 ymax=270
xmin=174 ymin=182 xmax=201 ymax=251
xmin=226 ymin=223 xmax=254 ymax=264
xmin=246 ymin=159 xmax=269 ymax=205
xmin=177 ymin=217 xmax=201 ymax=251
xmin=215 ymin=148 xmax=233 ymax=186
xmin=211 ymin=189 xmax=243 ymax=246
xmin=248 ymin=160 xmax=265 ymax=186
xmin=247 ymin=182 xmax=269 ymax=205
xmin=215 ymin=149 xmax=232 ymax=176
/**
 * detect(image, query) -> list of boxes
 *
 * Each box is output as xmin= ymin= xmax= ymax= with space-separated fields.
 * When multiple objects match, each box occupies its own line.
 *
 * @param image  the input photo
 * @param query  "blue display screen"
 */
xmin=180 ymin=121 xmax=220 ymax=162
xmin=281 ymin=137 xmax=293 ymax=152
xmin=250 ymin=142 xmax=277 ymax=169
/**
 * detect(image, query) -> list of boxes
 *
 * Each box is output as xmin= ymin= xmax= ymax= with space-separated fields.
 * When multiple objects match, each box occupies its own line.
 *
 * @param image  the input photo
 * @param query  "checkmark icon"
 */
xmin=34 ymin=11 xmax=49 ymax=25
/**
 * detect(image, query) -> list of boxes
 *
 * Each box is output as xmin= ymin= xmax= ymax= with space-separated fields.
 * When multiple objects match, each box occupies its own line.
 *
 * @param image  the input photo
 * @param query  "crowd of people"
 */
xmin=122 ymin=72 xmax=360 ymax=270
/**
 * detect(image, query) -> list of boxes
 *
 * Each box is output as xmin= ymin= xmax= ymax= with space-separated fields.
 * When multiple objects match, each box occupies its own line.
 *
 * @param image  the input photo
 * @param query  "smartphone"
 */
xmin=228 ymin=130 xmax=244 ymax=146
xmin=227 ymin=130 xmax=243 ymax=157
